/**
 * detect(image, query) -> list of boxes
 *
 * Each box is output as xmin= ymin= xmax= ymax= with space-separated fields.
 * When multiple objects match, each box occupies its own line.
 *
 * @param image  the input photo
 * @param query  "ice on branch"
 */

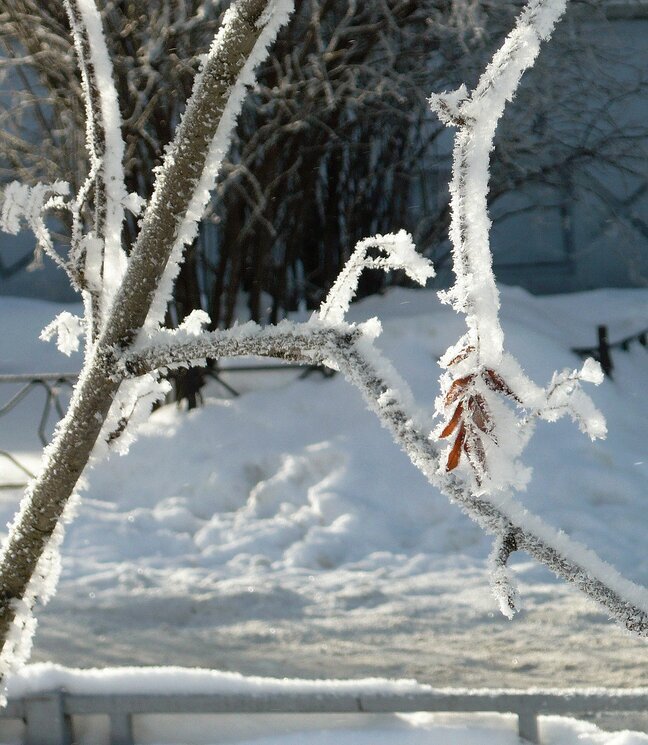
xmin=40 ymin=313 xmax=85 ymax=356
xmin=319 ymin=230 xmax=434 ymax=325
xmin=178 ymin=309 xmax=211 ymax=336
xmin=431 ymin=0 xmax=568 ymax=368
xmin=122 ymin=192 xmax=146 ymax=216
xmin=428 ymin=84 xmax=469 ymax=127
xmin=145 ymin=0 xmax=295 ymax=329
xmin=537 ymin=359 xmax=607 ymax=440
xmin=80 ymin=233 xmax=104 ymax=291
xmin=430 ymin=0 xmax=604 ymax=494
xmin=97 ymin=375 xmax=171 ymax=458
xmin=488 ymin=530 xmax=520 ymax=620
xmin=0 ymin=181 xmax=70 ymax=270
xmin=64 ymin=0 xmax=129 ymax=316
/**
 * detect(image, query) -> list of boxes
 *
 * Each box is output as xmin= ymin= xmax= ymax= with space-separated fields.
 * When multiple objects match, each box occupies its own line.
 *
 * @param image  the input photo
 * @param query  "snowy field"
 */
xmin=0 ymin=285 xmax=646 ymax=705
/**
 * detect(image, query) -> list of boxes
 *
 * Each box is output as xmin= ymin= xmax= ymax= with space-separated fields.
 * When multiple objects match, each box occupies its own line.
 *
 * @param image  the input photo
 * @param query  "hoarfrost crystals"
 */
xmin=431 ymin=0 xmax=569 ymax=370
xmin=179 ymin=310 xmax=211 ymax=336
xmin=40 ymin=313 xmax=85 ymax=356
xmin=0 ymin=493 xmax=80 ymax=700
xmin=0 ymin=181 xmax=70 ymax=270
xmin=428 ymin=84 xmax=469 ymax=127
xmin=82 ymin=234 xmax=104 ymax=291
xmin=542 ymin=363 xmax=607 ymax=440
xmin=431 ymin=0 xmax=604 ymax=495
xmin=122 ymin=192 xmax=146 ymax=216
xmin=98 ymin=375 xmax=171 ymax=457
xmin=319 ymin=231 xmax=434 ymax=325
xmin=579 ymin=357 xmax=605 ymax=386
xmin=488 ymin=532 xmax=520 ymax=620
xmin=145 ymin=0 xmax=295 ymax=330
xmin=64 ymin=0 xmax=129 ymax=318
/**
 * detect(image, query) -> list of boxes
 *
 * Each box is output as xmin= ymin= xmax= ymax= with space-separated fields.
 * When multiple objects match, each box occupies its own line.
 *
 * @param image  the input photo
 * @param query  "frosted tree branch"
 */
xmin=319 ymin=230 xmax=435 ymax=325
xmin=121 ymin=313 xmax=648 ymax=637
xmin=144 ymin=0 xmax=295 ymax=329
xmin=428 ymin=0 xmax=607 ymax=493
xmin=0 ymin=181 xmax=72 ymax=275
xmin=430 ymin=0 xmax=568 ymax=352
xmin=0 ymin=0 xmax=293 ymax=684
xmin=121 ymin=324 xmax=363 ymax=378
xmin=489 ymin=530 xmax=520 ymax=620
xmin=63 ymin=0 xmax=128 ymax=332
xmin=116 ymin=0 xmax=648 ymax=635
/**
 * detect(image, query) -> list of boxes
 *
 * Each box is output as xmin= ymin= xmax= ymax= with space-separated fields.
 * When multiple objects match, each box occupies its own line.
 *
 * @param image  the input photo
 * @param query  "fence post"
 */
xmin=24 ymin=691 xmax=72 ymax=745
xmin=109 ymin=712 xmax=134 ymax=745
xmin=597 ymin=325 xmax=613 ymax=378
xmin=517 ymin=708 xmax=540 ymax=743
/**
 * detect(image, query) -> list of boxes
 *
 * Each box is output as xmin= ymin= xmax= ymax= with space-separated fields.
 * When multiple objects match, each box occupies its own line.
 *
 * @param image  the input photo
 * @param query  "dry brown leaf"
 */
xmin=440 ymin=402 xmax=464 ymax=438
xmin=483 ymin=368 xmax=520 ymax=402
xmin=446 ymin=422 xmax=466 ymax=471
xmin=445 ymin=374 xmax=474 ymax=406
xmin=447 ymin=345 xmax=475 ymax=366
xmin=464 ymin=433 xmax=487 ymax=470
xmin=469 ymin=393 xmax=492 ymax=434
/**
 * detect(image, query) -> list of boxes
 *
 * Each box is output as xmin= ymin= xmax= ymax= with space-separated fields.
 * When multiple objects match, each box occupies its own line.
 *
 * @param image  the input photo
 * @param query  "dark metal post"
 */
xmin=597 ymin=325 xmax=613 ymax=378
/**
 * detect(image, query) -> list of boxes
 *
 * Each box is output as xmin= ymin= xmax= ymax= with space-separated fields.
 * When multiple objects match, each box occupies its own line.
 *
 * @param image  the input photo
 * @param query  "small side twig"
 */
xmin=489 ymin=529 xmax=520 ymax=619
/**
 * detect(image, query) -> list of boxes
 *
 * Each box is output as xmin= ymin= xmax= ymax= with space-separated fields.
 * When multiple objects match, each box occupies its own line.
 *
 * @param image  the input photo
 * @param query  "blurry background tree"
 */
xmin=1 ymin=0 xmax=647 ymax=401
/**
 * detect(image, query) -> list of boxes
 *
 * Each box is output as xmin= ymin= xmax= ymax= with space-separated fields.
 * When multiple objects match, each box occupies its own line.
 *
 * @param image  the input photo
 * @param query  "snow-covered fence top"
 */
xmin=2 ymin=665 xmax=648 ymax=745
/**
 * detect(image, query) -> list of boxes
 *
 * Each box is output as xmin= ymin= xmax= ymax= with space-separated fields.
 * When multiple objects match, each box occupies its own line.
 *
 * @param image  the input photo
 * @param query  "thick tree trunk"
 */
xmin=0 ymin=0 xmax=277 ymax=662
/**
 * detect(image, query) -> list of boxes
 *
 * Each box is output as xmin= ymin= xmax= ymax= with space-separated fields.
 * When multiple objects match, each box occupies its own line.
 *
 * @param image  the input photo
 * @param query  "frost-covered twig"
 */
xmin=0 ymin=181 xmax=72 ymax=276
xmin=121 ymin=324 xmax=363 ymax=378
xmin=319 ymin=230 xmax=435 ymax=325
xmin=63 ymin=0 xmax=128 ymax=323
xmin=428 ymin=0 xmax=606 ymax=491
xmin=430 ymin=0 xmax=568 ymax=355
xmin=144 ymin=0 xmax=295 ymax=329
xmin=489 ymin=530 xmax=520 ymax=620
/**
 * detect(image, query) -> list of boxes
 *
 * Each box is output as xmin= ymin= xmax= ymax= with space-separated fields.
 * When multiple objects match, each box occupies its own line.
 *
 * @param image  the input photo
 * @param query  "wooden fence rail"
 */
xmin=1 ymin=688 xmax=646 ymax=745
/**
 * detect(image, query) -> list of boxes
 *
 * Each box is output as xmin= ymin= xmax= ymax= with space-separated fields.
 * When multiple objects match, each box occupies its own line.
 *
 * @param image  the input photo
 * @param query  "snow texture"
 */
xmin=5 ymin=662 xmax=431 ymax=697
xmin=0 ymin=289 xmax=646 ymax=682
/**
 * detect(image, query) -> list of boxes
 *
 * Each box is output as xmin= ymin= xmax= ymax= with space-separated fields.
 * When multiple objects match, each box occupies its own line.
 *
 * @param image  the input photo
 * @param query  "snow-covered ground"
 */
xmin=0 ymin=287 xmax=646 ymax=699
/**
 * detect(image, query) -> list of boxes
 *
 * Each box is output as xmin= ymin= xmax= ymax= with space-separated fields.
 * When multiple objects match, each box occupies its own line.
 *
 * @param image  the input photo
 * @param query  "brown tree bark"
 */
xmin=0 ymin=0 xmax=282 ymax=666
